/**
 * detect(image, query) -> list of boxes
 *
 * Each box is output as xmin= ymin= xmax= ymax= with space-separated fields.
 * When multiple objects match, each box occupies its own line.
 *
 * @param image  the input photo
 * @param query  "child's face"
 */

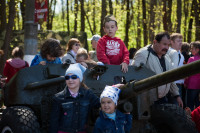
xmin=46 ymin=54 xmax=56 ymax=61
xmin=65 ymin=73 xmax=80 ymax=90
xmin=101 ymin=97 xmax=116 ymax=114
xmin=171 ymin=37 xmax=182 ymax=51
xmin=103 ymin=21 xmax=118 ymax=38
xmin=191 ymin=45 xmax=199 ymax=56
xmin=76 ymin=56 xmax=86 ymax=63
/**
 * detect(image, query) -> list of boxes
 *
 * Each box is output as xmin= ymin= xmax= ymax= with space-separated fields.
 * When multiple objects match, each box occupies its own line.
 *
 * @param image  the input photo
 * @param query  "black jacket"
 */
xmin=50 ymin=86 xmax=100 ymax=133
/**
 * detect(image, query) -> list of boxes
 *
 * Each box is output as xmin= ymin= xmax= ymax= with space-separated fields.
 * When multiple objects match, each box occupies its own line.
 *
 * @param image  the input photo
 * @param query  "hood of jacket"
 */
xmin=8 ymin=58 xmax=26 ymax=68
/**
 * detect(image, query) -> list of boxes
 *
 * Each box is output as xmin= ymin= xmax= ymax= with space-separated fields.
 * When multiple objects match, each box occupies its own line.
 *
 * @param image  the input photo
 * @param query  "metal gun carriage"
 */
xmin=0 ymin=60 xmax=200 ymax=133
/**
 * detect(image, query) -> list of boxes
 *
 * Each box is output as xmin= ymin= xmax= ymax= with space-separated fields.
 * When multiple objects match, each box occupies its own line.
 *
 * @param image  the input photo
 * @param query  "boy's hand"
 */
xmin=121 ymin=62 xmax=128 ymax=73
xmin=39 ymin=61 xmax=46 ymax=65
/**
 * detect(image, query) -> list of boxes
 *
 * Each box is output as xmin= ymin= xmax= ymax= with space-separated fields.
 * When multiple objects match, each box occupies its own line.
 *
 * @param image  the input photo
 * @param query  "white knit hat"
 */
xmin=65 ymin=63 xmax=86 ymax=82
xmin=100 ymin=85 xmax=121 ymax=105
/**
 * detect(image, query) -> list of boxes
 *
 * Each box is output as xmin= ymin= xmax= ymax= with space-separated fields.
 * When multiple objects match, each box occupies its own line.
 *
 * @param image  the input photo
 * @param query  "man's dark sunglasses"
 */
xmin=65 ymin=75 xmax=79 ymax=80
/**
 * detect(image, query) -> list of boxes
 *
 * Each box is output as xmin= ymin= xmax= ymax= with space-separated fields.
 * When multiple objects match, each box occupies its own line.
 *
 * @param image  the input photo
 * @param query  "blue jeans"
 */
xmin=186 ymin=89 xmax=200 ymax=111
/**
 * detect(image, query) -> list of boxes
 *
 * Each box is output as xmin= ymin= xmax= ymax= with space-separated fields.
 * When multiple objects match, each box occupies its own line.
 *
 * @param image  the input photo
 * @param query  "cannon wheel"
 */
xmin=0 ymin=106 xmax=40 ymax=133
xmin=150 ymin=104 xmax=197 ymax=133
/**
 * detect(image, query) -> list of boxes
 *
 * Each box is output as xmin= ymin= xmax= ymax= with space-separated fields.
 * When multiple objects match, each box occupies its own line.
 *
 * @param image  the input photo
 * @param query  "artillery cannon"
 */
xmin=0 ymin=60 xmax=200 ymax=133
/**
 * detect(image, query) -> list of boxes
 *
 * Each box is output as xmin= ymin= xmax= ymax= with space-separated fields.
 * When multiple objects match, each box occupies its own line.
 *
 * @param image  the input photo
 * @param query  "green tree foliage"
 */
xmin=1 ymin=0 xmax=199 ymax=51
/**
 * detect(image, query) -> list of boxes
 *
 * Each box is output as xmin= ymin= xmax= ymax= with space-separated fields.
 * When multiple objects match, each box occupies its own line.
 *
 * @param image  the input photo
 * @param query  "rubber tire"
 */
xmin=150 ymin=104 xmax=197 ymax=133
xmin=0 ymin=106 xmax=40 ymax=133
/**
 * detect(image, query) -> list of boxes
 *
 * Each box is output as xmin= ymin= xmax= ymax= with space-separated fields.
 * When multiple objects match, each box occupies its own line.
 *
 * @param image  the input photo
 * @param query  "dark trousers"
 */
xmin=176 ymin=83 xmax=186 ymax=108
xmin=154 ymin=93 xmax=178 ymax=105
xmin=186 ymin=89 xmax=200 ymax=111
xmin=154 ymin=96 xmax=168 ymax=104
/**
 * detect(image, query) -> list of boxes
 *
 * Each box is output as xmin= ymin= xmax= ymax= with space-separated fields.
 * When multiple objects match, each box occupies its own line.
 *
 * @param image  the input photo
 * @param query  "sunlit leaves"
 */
xmin=2 ymin=0 xmax=199 ymax=49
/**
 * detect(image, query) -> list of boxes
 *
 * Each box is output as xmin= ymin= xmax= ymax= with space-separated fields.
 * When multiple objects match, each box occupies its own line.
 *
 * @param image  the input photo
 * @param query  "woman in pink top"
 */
xmin=184 ymin=41 xmax=200 ymax=111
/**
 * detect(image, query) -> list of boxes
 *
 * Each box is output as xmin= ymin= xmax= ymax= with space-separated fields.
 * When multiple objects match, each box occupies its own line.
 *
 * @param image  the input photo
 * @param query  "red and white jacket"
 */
xmin=96 ymin=35 xmax=129 ymax=65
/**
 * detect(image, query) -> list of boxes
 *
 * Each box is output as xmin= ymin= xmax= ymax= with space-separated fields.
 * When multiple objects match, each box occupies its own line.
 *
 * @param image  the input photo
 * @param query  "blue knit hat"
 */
xmin=100 ymin=85 xmax=121 ymax=105
xmin=65 ymin=63 xmax=86 ymax=82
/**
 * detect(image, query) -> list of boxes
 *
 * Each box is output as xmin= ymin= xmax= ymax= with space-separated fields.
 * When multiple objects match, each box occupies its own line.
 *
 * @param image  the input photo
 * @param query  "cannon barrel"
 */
xmin=25 ymin=76 xmax=65 ymax=90
xmin=120 ymin=60 xmax=200 ymax=99
xmin=25 ymin=60 xmax=200 ymax=93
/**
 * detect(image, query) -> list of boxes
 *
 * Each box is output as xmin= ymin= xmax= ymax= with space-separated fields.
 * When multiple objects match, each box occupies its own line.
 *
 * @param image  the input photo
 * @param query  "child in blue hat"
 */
xmin=50 ymin=63 xmax=100 ymax=133
xmin=93 ymin=85 xmax=132 ymax=133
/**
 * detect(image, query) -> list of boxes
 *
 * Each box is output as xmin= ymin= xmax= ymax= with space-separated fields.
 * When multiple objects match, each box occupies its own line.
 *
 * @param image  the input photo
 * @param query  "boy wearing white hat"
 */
xmin=93 ymin=85 xmax=132 ymax=133
xmin=50 ymin=63 xmax=100 ymax=133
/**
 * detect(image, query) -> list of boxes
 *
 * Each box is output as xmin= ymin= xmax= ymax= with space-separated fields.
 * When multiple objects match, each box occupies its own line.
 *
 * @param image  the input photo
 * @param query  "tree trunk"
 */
xmin=183 ymin=0 xmax=189 ymax=41
xmin=162 ymin=0 xmax=172 ymax=32
xmin=167 ymin=0 xmax=172 ymax=33
xmin=84 ymin=10 xmax=94 ymax=35
xmin=20 ymin=0 xmax=25 ymax=30
xmin=124 ymin=0 xmax=130 ymax=47
xmin=114 ymin=0 xmax=118 ymax=17
xmin=61 ymin=0 xmax=65 ymax=30
xmin=100 ymin=0 xmax=107 ymax=36
xmin=176 ymin=0 xmax=182 ymax=33
xmin=86 ymin=0 xmax=90 ymax=13
xmin=47 ymin=0 xmax=56 ymax=30
xmin=163 ymin=0 xmax=168 ymax=31
xmin=0 ymin=0 xmax=6 ymax=34
xmin=194 ymin=0 xmax=200 ymax=40
xmin=0 ymin=0 xmax=6 ymax=53
xmin=50 ymin=0 xmax=56 ymax=30
xmin=109 ymin=0 xmax=113 ymax=15
xmin=47 ymin=0 xmax=53 ymax=30
xmin=121 ymin=0 xmax=125 ymax=10
xmin=92 ymin=0 xmax=96 ymax=34
xmin=67 ymin=0 xmax=70 ymax=33
xmin=136 ymin=0 xmax=141 ymax=49
xmin=16 ymin=10 xmax=20 ymax=30
xmin=188 ymin=0 xmax=195 ymax=43
xmin=80 ymin=0 xmax=85 ymax=32
xmin=74 ymin=0 xmax=78 ymax=32
xmin=71 ymin=0 xmax=73 ymax=12
xmin=149 ymin=0 xmax=156 ymax=44
xmin=116 ymin=0 xmax=119 ymax=5
xmin=142 ymin=0 xmax=148 ymax=46
xmin=61 ymin=0 xmax=65 ymax=19
xmin=0 ymin=0 xmax=16 ymax=74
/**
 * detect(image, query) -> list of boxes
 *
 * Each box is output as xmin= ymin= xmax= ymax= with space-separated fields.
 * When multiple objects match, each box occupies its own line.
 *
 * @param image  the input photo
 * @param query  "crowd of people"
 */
xmin=1 ymin=14 xmax=200 ymax=132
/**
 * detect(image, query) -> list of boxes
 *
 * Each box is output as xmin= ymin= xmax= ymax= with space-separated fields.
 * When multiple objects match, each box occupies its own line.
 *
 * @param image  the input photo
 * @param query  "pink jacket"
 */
xmin=184 ymin=54 xmax=200 ymax=89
